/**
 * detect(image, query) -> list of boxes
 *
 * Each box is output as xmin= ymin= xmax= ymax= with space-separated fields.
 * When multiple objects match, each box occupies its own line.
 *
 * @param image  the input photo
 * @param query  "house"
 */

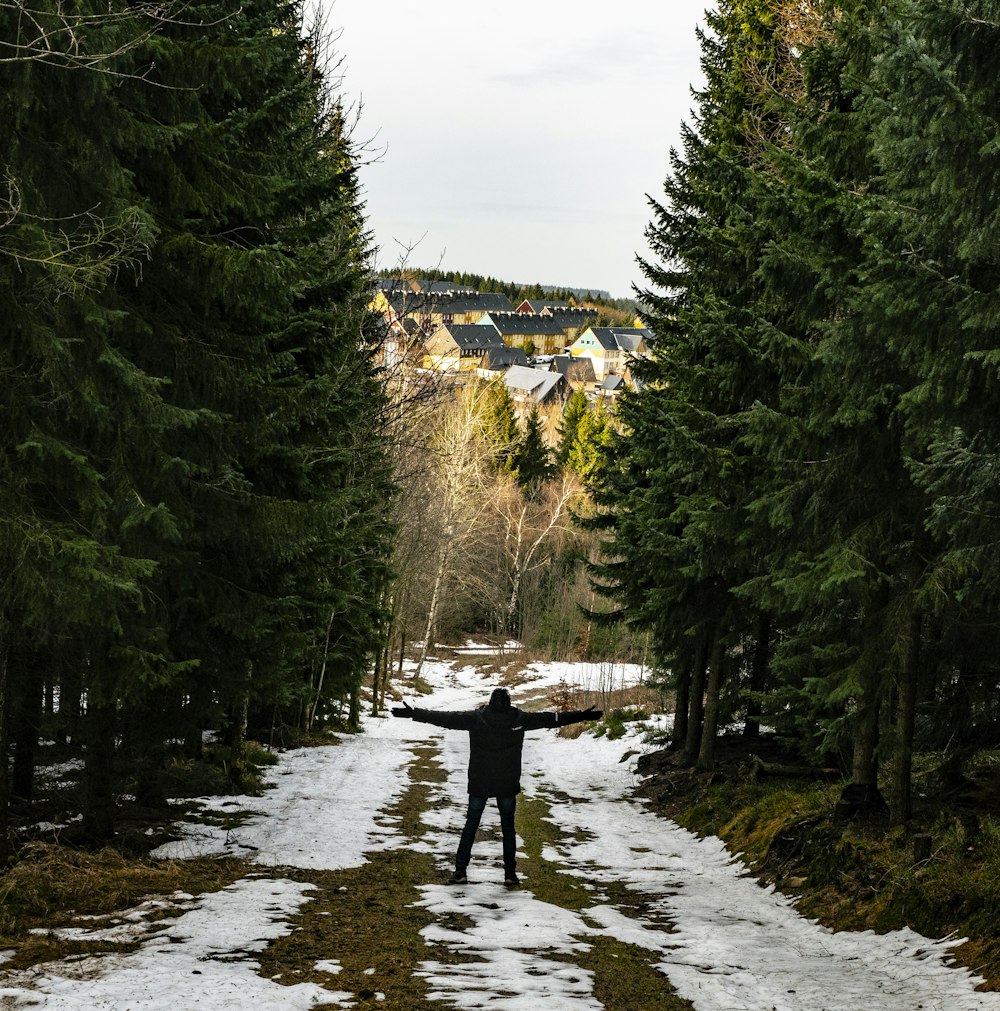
xmin=371 ymin=286 xmax=435 ymax=332
xmin=429 ymin=292 xmax=514 ymax=328
xmin=411 ymin=279 xmax=477 ymax=295
xmin=515 ymin=299 xmax=570 ymax=314
xmin=371 ymin=286 xmax=513 ymax=335
xmin=503 ymin=365 xmax=567 ymax=407
xmin=596 ymin=373 xmax=626 ymax=402
xmin=477 ymin=311 xmax=568 ymax=356
xmin=544 ymin=305 xmax=599 ymax=341
xmin=548 ymin=353 xmax=597 ymax=392
xmin=422 ymin=324 xmax=508 ymax=373
xmin=567 ymin=326 xmax=653 ymax=382
xmin=376 ymin=277 xmax=477 ymax=296
xmin=380 ymin=317 xmax=427 ymax=371
xmin=476 ymin=345 xmax=530 ymax=379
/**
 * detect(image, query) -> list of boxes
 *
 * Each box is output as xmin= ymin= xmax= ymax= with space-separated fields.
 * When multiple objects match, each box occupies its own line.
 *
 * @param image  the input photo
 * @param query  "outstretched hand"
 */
xmin=391 ymin=699 xmax=414 ymax=718
xmin=584 ymin=704 xmax=604 ymax=720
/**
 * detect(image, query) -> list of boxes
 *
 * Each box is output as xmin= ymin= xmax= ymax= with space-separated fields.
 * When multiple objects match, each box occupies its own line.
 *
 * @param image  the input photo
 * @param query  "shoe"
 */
xmin=447 ymin=871 xmax=467 ymax=885
xmin=504 ymin=872 xmax=520 ymax=888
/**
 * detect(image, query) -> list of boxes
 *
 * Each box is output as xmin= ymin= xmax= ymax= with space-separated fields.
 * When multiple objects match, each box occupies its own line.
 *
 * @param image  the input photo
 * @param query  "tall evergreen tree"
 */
xmin=592 ymin=0 xmax=794 ymax=769
xmin=512 ymin=406 xmax=553 ymax=495
xmin=557 ymin=390 xmax=588 ymax=466
xmin=1 ymin=0 xmax=393 ymax=839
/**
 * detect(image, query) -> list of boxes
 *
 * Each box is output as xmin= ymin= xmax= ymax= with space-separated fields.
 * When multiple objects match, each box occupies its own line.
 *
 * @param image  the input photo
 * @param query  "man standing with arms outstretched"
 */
xmin=393 ymin=687 xmax=602 ymax=887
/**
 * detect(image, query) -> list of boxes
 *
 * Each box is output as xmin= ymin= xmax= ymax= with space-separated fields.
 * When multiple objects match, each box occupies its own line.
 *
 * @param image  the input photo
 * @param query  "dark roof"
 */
xmin=430 ymin=324 xmax=508 ymax=352
xmin=481 ymin=312 xmax=567 ymax=336
xmin=436 ymin=293 xmax=515 ymax=314
xmin=381 ymin=289 xmax=514 ymax=317
xmin=600 ymin=373 xmax=626 ymax=392
xmin=418 ymin=280 xmax=478 ymax=295
xmin=518 ymin=299 xmax=570 ymax=314
xmin=583 ymin=327 xmax=653 ymax=351
xmin=385 ymin=289 xmax=433 ymax=316
xmin=549 ymin=354 xmax=596 ymax=383
xmin=480 ymin=346 xmax=530 ymax=371
xmin=377 ymin=277 xmax=410 ymax=294
xmin=544 ymin=306 xmax=598 ymax=322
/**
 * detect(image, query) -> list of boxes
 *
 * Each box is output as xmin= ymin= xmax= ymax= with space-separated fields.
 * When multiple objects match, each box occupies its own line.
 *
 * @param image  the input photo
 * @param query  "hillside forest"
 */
xmin=2 ymin=0 xmax=1000 ymax=906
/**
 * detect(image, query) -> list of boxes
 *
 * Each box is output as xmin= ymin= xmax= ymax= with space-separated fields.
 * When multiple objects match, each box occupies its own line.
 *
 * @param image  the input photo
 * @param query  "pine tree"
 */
xmin=557 ymin=390 xmax=588 ymax=465
xmin=592 ymin=0 xmax=794 ymax=769
xmin=841 ymin=0 xmax=1000 ymax=810
xmin=0 ymin=0 xmax=174 ymax=841
xmin=512 ymin=406 xmax=553 ymax=495
xmin=0 ymin=0 xmax=394 ymax=838
xmin=566 ymin=406 xmax=612 ymax=485
xmin=481 ymin=379 xmax=521 ymax=473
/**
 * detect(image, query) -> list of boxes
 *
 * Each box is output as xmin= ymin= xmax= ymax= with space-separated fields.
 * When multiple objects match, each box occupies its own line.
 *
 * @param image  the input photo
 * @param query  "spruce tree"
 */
xmin=592 ymin=0 xmax=794 ymax=769
xmin=557 ymin=390 xmax=588 ymax=465
xmin=512 ymin=406 xmax=553 ymax=495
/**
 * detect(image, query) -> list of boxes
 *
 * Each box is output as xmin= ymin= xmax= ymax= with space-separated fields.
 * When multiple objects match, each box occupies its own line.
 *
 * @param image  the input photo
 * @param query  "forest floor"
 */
xmin=1 ymin=647 xmax=999 ymax=1010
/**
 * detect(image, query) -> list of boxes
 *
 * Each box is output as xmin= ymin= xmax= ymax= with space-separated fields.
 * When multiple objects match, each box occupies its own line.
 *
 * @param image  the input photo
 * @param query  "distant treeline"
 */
xmin=378 ymin=267 xmax=640 ymax=315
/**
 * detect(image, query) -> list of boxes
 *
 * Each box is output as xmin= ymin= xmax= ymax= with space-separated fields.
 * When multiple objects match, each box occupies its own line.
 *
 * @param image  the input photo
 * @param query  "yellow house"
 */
xmin=422 ymin=324 xmax=509 ymax=373
xmin=423 ymin=293 xmax=515 ymax=331
xmin=477 ymin=312 xmax=569 ymax=356
xmin=567 ymin=327 xmax=652 ymax=382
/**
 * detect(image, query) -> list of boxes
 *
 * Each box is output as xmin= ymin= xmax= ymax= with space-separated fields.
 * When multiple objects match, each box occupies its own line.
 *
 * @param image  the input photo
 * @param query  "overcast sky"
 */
xmin=327 ymin=1 xmax=710 ymax=299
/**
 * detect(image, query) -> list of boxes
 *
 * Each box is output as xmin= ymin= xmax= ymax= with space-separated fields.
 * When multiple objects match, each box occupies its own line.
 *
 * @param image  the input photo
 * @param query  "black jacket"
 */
xmin=409 ymin=705 xmax=595 ymax=797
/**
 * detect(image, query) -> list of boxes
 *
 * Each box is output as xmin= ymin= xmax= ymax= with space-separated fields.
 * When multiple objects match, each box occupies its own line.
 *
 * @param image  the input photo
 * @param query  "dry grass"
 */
xmin=0 ymin=843 xmax=248 ymax=970
xmin=515 ymin=790 xmax=694 ymax=1010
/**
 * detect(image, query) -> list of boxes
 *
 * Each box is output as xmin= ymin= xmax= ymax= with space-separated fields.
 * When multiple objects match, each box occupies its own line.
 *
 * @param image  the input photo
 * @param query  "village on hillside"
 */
xmin=371 ymin=277 xmax=654 ymax=427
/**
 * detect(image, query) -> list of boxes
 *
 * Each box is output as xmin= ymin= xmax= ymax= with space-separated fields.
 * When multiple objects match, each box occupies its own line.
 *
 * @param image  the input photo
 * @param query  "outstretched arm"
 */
xmin=519 ymin=704 xmax=603 ymax=732
xmin=392 ymin=700 xmax=476 ymax=731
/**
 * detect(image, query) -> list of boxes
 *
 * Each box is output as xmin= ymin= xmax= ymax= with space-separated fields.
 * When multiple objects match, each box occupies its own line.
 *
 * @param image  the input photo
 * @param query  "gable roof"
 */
xmin=543 ymin=306 xmax=598 ymax=322
xmin=549 ymin=354 xmax=596 ymax=383
xmin=583 ymin=327 xmax=654 ymax=351
xmin=480 ymin=312 xmax=567 ymax=337
xmin=436 ymin=292 xmax=515 ymax=314
xmin=418 ymin=280 xmax=477 ymax=295
xmin=428 ymin=324 xmax=507 ymax=352
xmin=480 ymin=346 xmax=530 ymax=371
xmin=503 ymin=366 xmax=566 ymax=402
xmin=517 ymin=299 xmax=570 ymax=314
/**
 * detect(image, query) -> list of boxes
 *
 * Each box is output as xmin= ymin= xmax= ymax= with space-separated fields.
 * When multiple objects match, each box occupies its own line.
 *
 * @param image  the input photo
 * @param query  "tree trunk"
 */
xmin=416 ymin=541 xmax=450 ymax=679
xmin=307 ymin=611 xmax=337 ymax=732
xmin=371 ymin=643 xmax=385 ymax=717
xmin=83 ymin=698 xmax=117 ymax=842
xmin=743 ymin=614 xmax=770 ymax=739
xmin=939 ymin=663 xmax=975 ymax=788
xmin=890 ymin=605 xmax=923 ymax=826
xmin=56 ymin=662 xmax=82 ymax=745
xmin=11 ymin=664 xmax=41 ymax=803
xmin=349 ymin=682 xmax=361 ymax=731
xmin=131 ymin=696 xmax=168 ymax=808
xmin=397 ymin=626 xmax=407 ymax=679
xmin=681 ymin=629 xmax=709 ymax=767
xmin=226 ymin=661 xmax=252 ymax=760
xmin=696 ymin=632 xmax=726 ymax=773
xmin=851 ymin=661 xmax=881 ymax=785
xmin=671 ymin=655 xmax=691 ymax=751
xmin=0 ymin=640 xmax=11 ymax=864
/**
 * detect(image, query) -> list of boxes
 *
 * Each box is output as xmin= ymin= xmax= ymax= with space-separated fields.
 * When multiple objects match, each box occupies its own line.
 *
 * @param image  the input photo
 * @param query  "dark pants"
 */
xmin=456 ymin=794 xmax=517 ymax=873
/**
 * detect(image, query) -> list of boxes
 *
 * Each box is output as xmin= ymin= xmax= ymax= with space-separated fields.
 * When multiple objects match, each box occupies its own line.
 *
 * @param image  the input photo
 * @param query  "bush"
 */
xmin=592 ymin=708 xmax=649 ymax=741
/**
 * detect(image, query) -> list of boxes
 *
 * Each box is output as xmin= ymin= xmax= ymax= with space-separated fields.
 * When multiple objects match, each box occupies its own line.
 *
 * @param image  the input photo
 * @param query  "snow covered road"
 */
xmin=2 ymin=651 xmax=998 ymax=1010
